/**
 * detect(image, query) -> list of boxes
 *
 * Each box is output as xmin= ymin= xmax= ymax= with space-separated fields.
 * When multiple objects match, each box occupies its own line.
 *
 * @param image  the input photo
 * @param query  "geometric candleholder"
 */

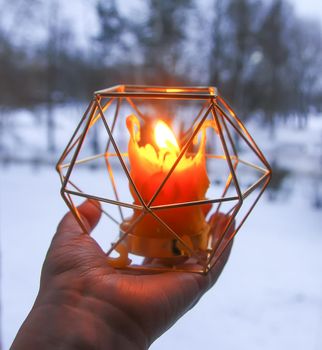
xmin=56 ymin=85 xmax=271 ymax=274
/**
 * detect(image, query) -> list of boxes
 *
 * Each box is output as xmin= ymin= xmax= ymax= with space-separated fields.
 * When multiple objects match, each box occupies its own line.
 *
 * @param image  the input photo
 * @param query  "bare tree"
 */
xmin=255 ymin=0 xmax=292 ymax=134
xmin=226 ymin=0 xmax=261 ymax=117
xmin=288 ymin=19 xmax=322 ymax=127
xmin=136 ymin=0 xmax=193 ymax=84
xmin=209 ymin=0 xmax=225 ymax=86
xmin=0 ymin=220 xmax=2 ymax=350
xmin=45 ymin=0 xmax=60 ymax=154
xmin=96 ymin=0 xmax=125 ymax=64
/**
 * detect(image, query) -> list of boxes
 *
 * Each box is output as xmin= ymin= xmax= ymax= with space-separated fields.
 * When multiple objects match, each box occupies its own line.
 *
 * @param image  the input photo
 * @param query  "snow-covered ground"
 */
xmin=1 ymin=166 xmax=322 ymax=349
xmin=1 ymin=113 xmax=322 ymax=349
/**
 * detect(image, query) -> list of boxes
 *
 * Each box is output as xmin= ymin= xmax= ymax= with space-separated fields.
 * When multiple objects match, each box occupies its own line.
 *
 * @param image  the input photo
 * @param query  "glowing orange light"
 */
xmin=154 ymin=120 xmax=180 ymax=153
xmin=165 ymin=88 xmax=184 ymax=93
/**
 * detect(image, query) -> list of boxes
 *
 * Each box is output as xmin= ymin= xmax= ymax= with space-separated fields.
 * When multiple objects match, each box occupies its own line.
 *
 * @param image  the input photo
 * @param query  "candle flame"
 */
xmin=154 ymin=120 xmax=180 ymax=153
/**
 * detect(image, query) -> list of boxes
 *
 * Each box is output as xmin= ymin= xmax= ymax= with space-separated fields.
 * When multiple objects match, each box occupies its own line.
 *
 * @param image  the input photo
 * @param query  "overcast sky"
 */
xmin=292 ymin=0 xmax=322 ymax=22
xmin=60 ymin=0 xmax=322 ymax=45
xmin=1 ymin=0 xmax=321 ymax=51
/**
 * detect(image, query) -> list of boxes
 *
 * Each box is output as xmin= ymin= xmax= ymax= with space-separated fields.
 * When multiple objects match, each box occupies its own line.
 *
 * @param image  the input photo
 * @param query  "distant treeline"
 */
xmin=1 ymin=0 xmax=322 ymax=126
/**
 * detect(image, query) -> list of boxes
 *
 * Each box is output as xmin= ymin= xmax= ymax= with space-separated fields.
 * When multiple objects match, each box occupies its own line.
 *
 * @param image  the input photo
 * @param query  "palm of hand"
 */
xmin=38 ymin=201 xmax=232 ymax=348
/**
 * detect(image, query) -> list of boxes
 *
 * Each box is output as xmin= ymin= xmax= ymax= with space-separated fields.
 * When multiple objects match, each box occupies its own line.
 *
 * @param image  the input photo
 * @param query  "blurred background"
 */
xmin=0 ymin=0 xmax=322 ymax=349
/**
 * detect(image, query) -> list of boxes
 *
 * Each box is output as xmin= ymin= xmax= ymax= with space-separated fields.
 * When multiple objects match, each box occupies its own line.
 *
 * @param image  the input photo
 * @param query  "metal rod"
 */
xmin=146 ymin=209 xmax=195 ymax=257
xmin=90 ymin=98 xmax=114 ymax=127
xmin=61 ymin=152 xmax=108 ymax=168
xmin=150 ymin=196 xmax=239 ymax=210
xmin=61 ymin=100 xmax=96 ymax=191
xmin=210 ymin=175 xmax=271 ymax=271
xmin=61 ymin=190 xmax=89 ymax=234
xmin=207 ymin=104 xmax=244 ymax=264
xmin=94 ymin=84 xmax=123 ymax=94
xmin=64 ymin=150 xmax=257 ymax=176
xmin=214 ymin=113 xmax=239 ymax=214
xmin=105 ymin=97 xmax=121 ymax=153
xmin=96 ymin=84 xmax=217 ymax=94
xmin=216 ymin=98 xmax=271 ymax=171
xmin=97 ymin=92 xmax=216 ymax=100
xmin=212 ymin=103 xmax=243 ymax=201
xmin=103 ymin=97 xmax=125 ymax=221
xmin=96 ymin=99 xmax=149 ymax=211
xmin=237 ymin=158 xmax=269 ymax=174
xmin=242 ymin=173 xmax=270 ymax=200
xmin=218 ymin=96 xmax=268 ymax=163
xmin=180 ymin=101 xmax=211 ymax=144
xmin=105 ymin=157 xmax=125 ymax=222
xmin=235 ymin=176 xmax=271 ymax=233
xmin=207 ymin=202 xmax=242 ymax=266
xmin=105 ymin=212 xmax=146 ymax=257
xmin=126 ymin=97 xmax=148 ymax=122
xmin=64 ymin=179 xmax=120 ymax=226
xmin=215 ymin=172 xmax=235 ymax=215
xmin=147 ymin=104 xmax=213 ymax=207
xmin=56 ymin=99 xmax=94 ymax=171
xmin=64 ymin=189 xmax=143 ymax=210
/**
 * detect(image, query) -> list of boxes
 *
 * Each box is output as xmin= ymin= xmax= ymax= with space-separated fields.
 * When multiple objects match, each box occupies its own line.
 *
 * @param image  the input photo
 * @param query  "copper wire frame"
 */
xmin=56 ymin=85 xmax=272 ymax=275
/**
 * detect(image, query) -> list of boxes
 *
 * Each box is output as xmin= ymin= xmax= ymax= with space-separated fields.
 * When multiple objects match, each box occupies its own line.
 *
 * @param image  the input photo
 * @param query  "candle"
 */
xmin=120 ymin=114 xmax=211 ymax=259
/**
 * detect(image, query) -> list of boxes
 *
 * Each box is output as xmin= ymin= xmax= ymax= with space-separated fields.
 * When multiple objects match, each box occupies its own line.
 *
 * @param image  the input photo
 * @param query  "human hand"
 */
xmin=11 ymin=200 xmax=233 ymax=350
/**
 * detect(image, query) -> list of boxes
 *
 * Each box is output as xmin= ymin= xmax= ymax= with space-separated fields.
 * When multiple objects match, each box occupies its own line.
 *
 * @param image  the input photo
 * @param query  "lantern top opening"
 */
xmin=95 ymin=85 xmax=218 ymax=100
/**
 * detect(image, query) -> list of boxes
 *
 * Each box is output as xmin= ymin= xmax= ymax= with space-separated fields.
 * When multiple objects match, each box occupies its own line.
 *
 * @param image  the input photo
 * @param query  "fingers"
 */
xmin=55 ymin=200 xmax=102 ymax=239
xmin=183 ymin=248 xmax=231 ymax=312
xmin=207 ymin=211 xmax=235 ymax=279
xmin=182 ymin=213 xmax=235 ymax=296
xmin=206 ymin=238 xmax=233 ymax=288
xmin=77 ymin=199 xmax=102 ymax=231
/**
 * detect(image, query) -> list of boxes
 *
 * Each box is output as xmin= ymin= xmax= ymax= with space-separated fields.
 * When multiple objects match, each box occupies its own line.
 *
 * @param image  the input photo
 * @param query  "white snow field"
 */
xmin=1 ymin=114 xmax=322 ymax=349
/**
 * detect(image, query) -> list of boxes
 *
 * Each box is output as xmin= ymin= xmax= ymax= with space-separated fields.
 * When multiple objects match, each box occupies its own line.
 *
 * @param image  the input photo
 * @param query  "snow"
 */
xmin=1 ymin=113 xmax=322 ymax=349
xmin=249 ymin=117 xmax=322 ymax=177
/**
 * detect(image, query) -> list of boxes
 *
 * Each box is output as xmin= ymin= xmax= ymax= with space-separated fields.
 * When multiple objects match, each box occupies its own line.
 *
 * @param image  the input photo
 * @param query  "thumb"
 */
xmin=55 ymin=200 xmax=102 ymax=240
